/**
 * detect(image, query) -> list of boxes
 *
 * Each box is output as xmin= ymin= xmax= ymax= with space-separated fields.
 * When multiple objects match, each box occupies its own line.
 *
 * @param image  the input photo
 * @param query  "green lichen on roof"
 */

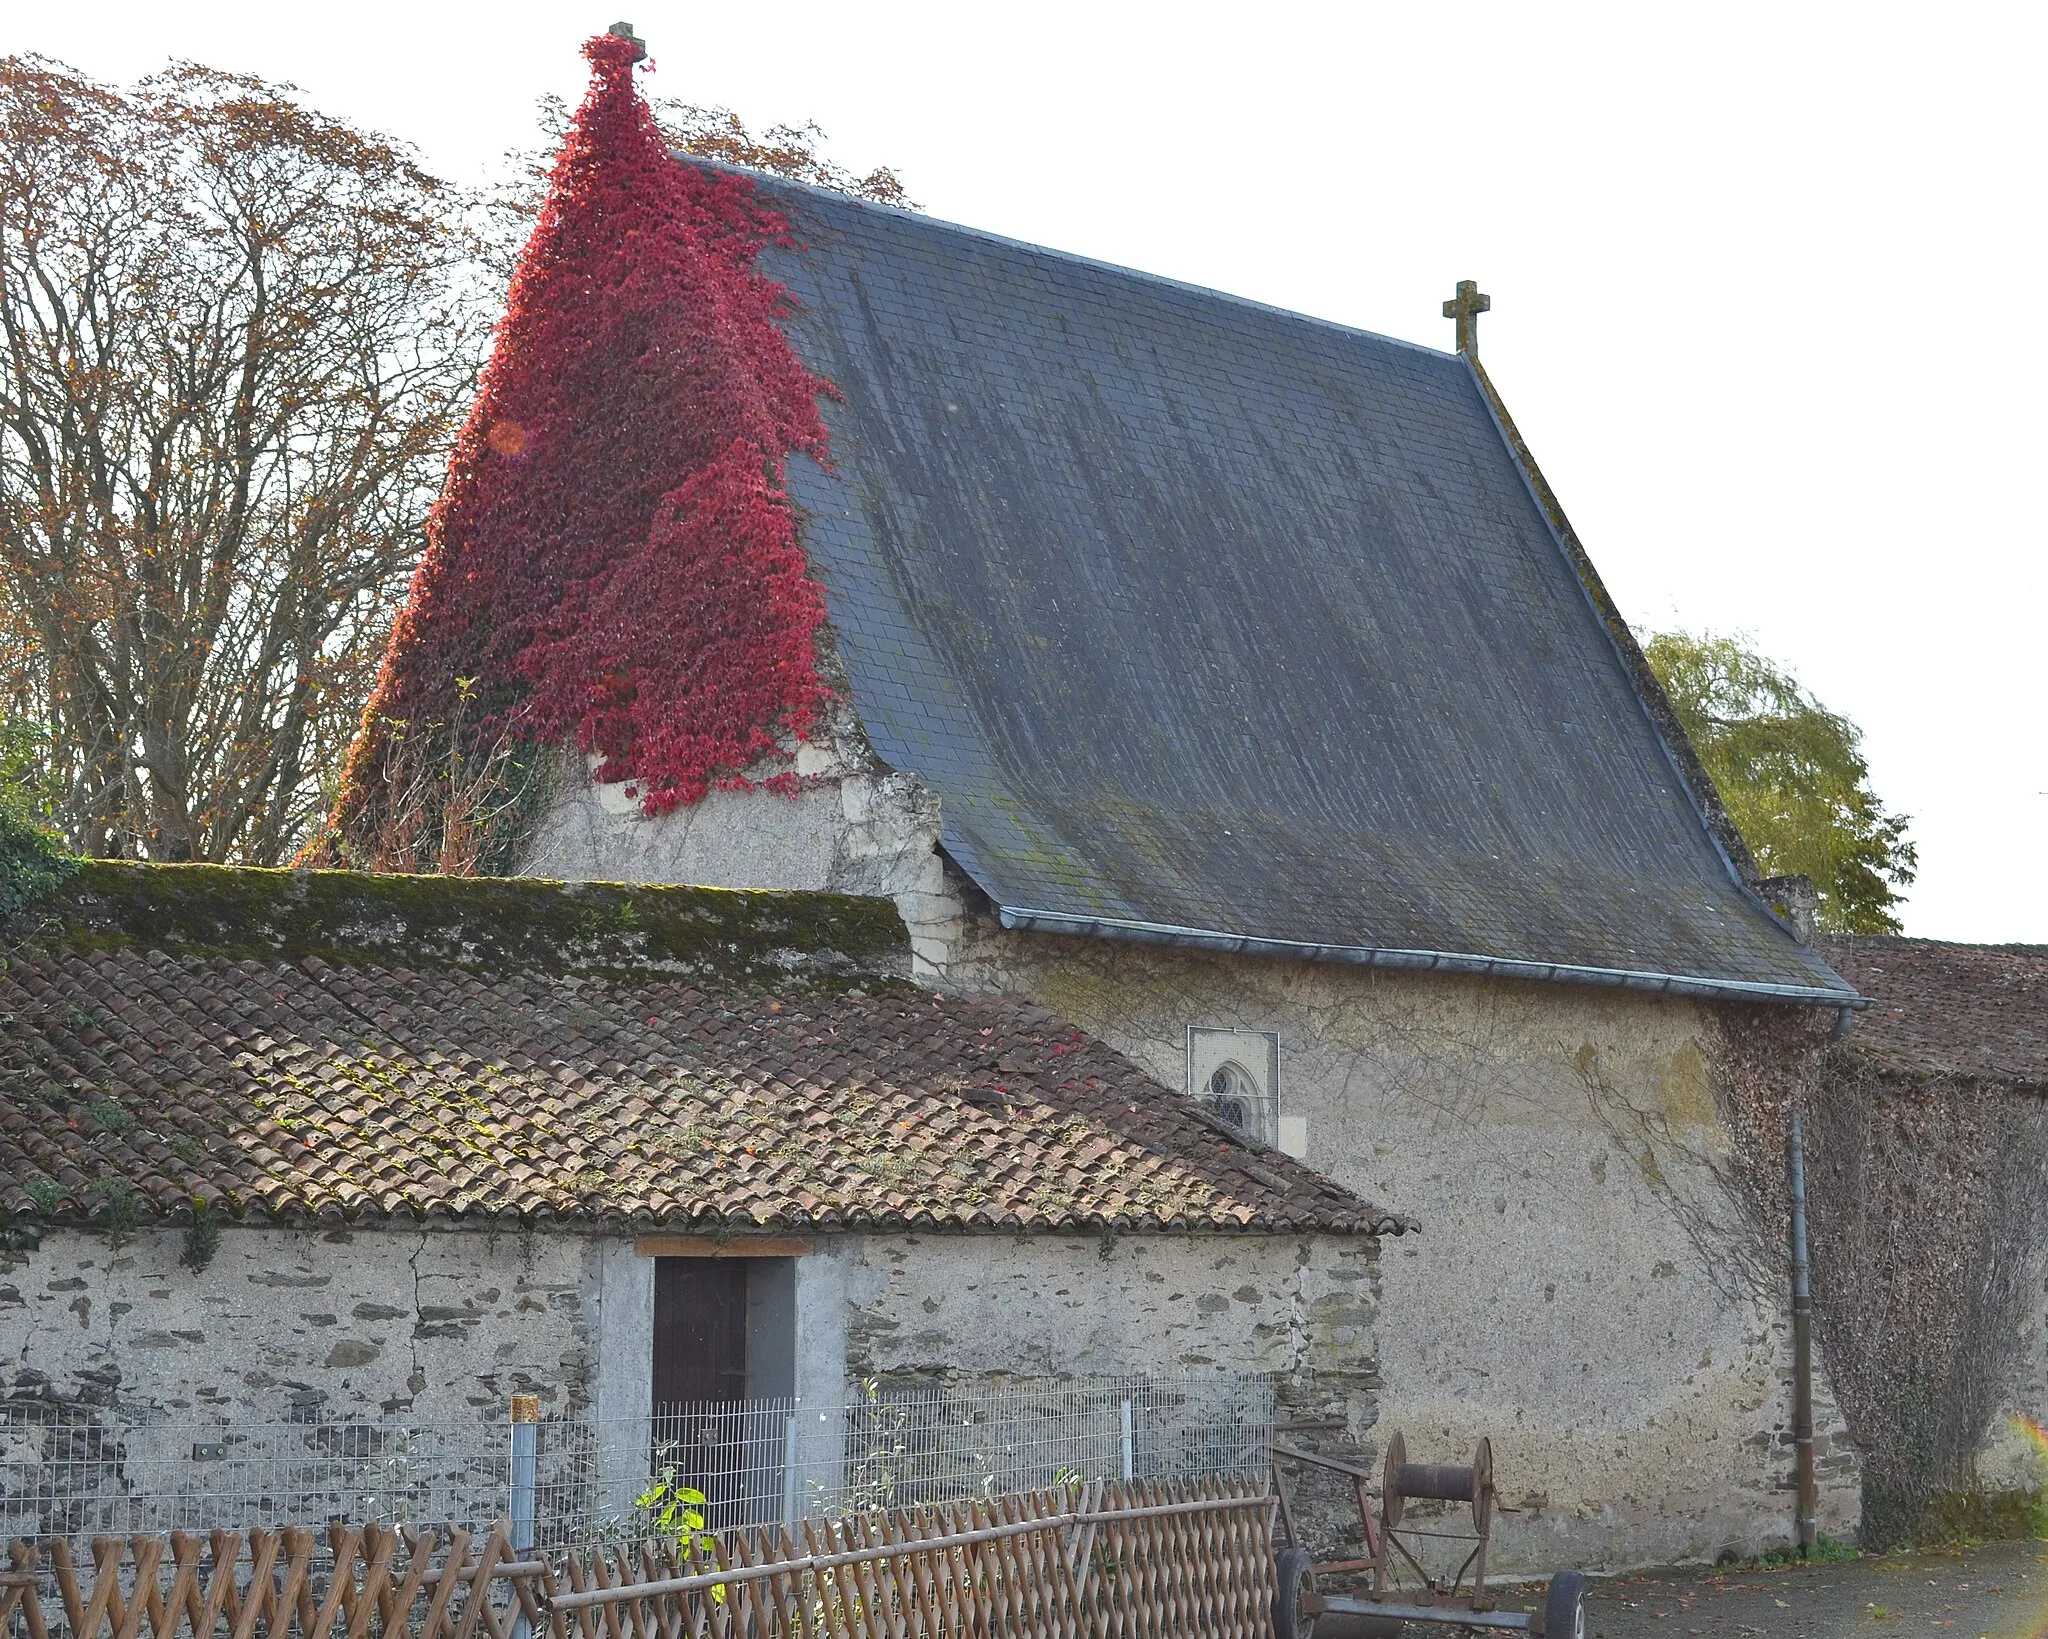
xmin=0 ymin=862 xmax=1405 ymax=1237
xmin=5 ymin=862 xmax=909 ymax=985
xmin=0 ymin=901 xmax=1401 ymax=1236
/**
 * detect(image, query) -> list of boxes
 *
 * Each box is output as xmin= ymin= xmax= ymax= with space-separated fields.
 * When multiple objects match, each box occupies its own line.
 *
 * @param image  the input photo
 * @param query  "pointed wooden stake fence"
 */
xmin=0 ymin=1479 xmax=1273 ymax=1639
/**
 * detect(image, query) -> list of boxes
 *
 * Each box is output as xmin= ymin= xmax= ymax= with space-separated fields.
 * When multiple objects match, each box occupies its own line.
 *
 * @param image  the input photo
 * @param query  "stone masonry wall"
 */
xmin=839 ymin=1232 xmax=1373 ymax=1395
xmin=521 ymin=764 xmax=1861 ymax=1569
xmin=0 ymin=1225 xmax=600 ymax=1425
xmin=0 ymin=1223 xmax=1375 ymax=1545
xmin=831 ymin=1231 xmax=1380 ymax=1558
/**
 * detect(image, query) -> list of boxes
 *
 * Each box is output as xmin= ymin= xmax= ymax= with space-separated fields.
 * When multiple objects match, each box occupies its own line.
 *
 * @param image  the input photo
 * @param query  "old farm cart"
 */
xmin=1269 ymin=1435 xmax=1587 ymax=1639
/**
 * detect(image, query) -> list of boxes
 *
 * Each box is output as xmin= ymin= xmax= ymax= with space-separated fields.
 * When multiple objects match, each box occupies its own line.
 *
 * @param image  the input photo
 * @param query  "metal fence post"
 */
xmin=510 ymin=1395 xmax=539 ymax=1639
xmin=781 ymin=1415 xmax=800 ymax=1526
xmin=1119 ymin=1399 xmax=1135 ymax=1482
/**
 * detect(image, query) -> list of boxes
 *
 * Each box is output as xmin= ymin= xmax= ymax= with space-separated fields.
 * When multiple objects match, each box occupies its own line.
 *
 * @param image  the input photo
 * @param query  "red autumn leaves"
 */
xmin=332 ymin=29 xmax=832 ymax=849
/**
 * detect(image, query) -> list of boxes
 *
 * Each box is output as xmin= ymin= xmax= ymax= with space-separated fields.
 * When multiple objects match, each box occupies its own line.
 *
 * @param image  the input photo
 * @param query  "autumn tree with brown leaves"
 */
xmin=0 ymin=56 xmax=482 ymax=863
xmin=476 ymin=92 xmax=913 ymax=292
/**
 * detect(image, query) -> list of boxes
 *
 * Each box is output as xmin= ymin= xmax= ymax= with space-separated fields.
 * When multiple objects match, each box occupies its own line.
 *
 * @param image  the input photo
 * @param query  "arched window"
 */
xmin=1204 ymin=1061 xmax=1262 ymax=1134
xmin=1186 ymin=1028 xmax=1282 ymax=1148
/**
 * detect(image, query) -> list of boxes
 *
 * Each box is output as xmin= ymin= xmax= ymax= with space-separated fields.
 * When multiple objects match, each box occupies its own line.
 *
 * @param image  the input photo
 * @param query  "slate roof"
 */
xmin=1823 ymin=936 xmax=2048 ymax=1088
xmin=0 ymin=865 xmax=1398 ymax=1236
xmin=739 ymin=172 xmax=1856 ymax=1006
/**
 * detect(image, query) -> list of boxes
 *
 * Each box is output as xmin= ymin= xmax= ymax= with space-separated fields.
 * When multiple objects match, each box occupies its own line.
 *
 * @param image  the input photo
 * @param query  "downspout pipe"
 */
xmin=1788 ymin=1107 xmax=1818 ymax=1554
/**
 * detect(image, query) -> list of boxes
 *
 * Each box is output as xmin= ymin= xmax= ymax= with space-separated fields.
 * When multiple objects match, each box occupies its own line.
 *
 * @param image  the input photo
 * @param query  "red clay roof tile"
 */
xmin=2 ymin=867 xmax=1402 ymax=1237
xmin=1822 ymin=936 xmax=2048 ymax=1087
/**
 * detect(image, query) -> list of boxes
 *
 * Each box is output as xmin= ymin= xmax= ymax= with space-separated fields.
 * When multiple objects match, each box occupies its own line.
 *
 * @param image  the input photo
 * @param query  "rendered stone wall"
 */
xmin=947 ymin=920 xmax=1861 ymax=1571
xmin=520 ymin=713 xmax=959 ymax=979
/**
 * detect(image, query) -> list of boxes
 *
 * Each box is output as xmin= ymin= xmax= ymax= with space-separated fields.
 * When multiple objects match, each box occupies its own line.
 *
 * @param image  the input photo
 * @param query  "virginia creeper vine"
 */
xmin=328 ymin=30 xmax=831 ymax=862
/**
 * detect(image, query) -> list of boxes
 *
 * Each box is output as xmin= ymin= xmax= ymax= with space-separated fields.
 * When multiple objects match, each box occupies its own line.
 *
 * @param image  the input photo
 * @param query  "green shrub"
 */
xmin=0 ymin=719 xmax=75 ymax=917
xmin=1914 ymin=1486 xmax=2048 ymax=1545
xmin=180 ymin=1201 xmax=221 ymax=1273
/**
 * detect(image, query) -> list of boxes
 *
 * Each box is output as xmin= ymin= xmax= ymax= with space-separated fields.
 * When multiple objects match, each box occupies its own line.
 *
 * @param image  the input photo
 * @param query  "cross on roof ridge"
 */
xmin=1443 ymin=280 xmax=1491 ymax=357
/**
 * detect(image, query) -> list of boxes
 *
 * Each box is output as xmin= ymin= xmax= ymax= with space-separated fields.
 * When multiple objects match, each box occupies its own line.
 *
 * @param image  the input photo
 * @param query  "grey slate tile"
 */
xmin=740 ymin=172 xmax=1849 ymax=999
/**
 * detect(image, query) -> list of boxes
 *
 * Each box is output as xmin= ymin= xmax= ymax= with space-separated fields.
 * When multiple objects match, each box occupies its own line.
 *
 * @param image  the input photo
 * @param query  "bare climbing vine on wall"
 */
xmin=1800 ymin=1054 xmax=2048 ymax=1546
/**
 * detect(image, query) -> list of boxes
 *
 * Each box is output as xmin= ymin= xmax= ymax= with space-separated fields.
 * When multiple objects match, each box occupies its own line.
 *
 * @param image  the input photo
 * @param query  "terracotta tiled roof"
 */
xmin=1822 ymin=936 xmax=2048 ymax=1088
xmin=0 ymin=865 xmax=1400 ymax=1236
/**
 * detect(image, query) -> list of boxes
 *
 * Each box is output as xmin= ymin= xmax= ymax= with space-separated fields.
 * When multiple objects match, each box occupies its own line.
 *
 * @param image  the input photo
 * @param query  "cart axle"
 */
xmin=1321 ymin=1596 xmax=1535 ymax=1632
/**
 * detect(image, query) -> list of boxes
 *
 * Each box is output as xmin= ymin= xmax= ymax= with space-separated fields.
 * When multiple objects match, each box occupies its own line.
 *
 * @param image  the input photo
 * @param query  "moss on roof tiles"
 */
xmin=1822 ymin=936 xmax=2048 ymax=1087
xmin=9 ymin=862 xmax=908 ymax=984
xmin=0 ymin=863 xmax=1402 ymax=1239
xmin=756 ymin=174 xmax=1851 ymax=999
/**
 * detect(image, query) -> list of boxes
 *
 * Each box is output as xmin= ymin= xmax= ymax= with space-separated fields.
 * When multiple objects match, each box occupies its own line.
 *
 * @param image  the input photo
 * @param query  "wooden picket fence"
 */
xmin=0 ymin=1522 xmax=542 ymax=1639
xmin=0 ymin=1479 xmax=1275 ymax=1639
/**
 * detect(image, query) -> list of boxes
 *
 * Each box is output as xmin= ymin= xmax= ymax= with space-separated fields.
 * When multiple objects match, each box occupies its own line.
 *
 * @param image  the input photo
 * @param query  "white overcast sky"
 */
xmin=16 ymin=1 xmax=2045 ymax=942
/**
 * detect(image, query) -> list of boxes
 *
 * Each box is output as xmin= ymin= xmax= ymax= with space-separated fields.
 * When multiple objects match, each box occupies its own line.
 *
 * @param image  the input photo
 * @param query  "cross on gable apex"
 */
xmin=1443 ymin=280 xmax=1491 ymax=357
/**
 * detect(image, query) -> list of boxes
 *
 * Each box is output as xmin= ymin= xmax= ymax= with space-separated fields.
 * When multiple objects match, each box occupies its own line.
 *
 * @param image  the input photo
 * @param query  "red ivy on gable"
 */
xmin=330 ymin=30 xmax=831 ymax=847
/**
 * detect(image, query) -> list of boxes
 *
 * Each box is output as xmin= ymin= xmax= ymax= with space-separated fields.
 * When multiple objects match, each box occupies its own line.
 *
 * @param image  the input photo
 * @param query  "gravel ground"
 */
xmin=1581 ymin=1538 xmax=2048 ymax=1639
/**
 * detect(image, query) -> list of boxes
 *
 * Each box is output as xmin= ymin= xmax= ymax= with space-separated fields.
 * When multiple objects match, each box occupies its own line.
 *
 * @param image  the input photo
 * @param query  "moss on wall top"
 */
xmin=6 ymin=861 xmax=908 ymax=984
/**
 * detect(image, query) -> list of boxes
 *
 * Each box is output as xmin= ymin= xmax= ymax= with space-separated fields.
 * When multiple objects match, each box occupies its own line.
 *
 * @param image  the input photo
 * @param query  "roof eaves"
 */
xmin=998 ymin=904 xmax=1867 ymax=1009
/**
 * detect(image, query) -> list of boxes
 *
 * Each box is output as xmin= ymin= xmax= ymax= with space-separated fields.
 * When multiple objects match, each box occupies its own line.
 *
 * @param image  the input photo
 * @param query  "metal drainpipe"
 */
xmin=1789 ymin=1108 xmax=1817 ymax=1554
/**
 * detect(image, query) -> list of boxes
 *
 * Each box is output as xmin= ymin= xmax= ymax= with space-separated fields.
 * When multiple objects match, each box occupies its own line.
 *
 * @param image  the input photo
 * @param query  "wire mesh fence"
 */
xmin=0 ymin=1406 xmax=596 ymax=1547
xmin=0 ymin=1375 xmax=1273 ymax=1549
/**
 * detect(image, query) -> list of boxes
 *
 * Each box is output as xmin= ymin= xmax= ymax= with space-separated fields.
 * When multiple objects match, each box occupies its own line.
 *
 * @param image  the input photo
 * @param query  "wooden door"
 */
xmin=653 ymin=1258 xmax=749 ymax=1407
xmin=652 ymin=1258 xmax=750 ymax=1524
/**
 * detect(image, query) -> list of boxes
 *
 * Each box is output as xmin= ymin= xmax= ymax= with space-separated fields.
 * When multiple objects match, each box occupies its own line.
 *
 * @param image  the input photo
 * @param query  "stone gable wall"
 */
xmin=945 ymin=915 xmax=1860 ymax=1570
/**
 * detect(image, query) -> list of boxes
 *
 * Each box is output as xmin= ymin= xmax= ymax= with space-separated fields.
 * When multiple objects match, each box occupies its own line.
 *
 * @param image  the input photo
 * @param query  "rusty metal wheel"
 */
xmin=1274 ymin=1548 xmax=1319 ymax=1639
xmin=1472 ymin=1437 xmax=1493 ymax=1533
xmin=1381 ymin=1430 xmax=1407 ymax=1529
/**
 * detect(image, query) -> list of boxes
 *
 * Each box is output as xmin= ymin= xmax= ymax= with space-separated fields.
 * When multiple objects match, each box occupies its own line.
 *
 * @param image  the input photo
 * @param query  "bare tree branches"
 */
xmin=477 ymin=93 xmax=914 ymax=288
xmin=0 ymin=55 xmax=483 ymax=863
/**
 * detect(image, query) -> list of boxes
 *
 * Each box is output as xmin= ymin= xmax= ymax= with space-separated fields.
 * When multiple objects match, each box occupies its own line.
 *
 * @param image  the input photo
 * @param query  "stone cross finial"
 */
xmin=607 ymin=21 xmax=648 ymax=61
xmin=1443 ymin=280 xmax=1491 ymax=357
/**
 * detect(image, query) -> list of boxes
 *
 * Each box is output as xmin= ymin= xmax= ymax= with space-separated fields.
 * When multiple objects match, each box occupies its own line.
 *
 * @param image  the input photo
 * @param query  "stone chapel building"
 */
xmin=517 ymin=169 xmax=1870 ymax=1565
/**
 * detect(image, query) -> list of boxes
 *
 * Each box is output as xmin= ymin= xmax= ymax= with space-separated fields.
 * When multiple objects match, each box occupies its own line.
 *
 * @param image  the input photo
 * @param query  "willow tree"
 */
xmin=0 ymin=56 xmax=481 ymax=863
xmin=1644 ymin=630 xmax=1917 ymax=934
